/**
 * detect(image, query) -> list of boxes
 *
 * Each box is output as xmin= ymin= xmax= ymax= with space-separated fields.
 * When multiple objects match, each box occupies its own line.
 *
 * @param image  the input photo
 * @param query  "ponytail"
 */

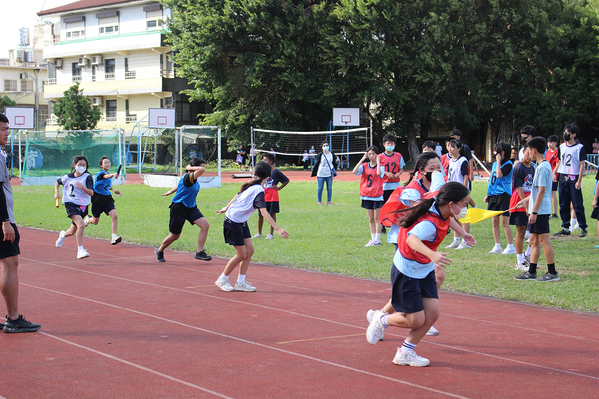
xmin=240 ymin=161 xmax=271 ymax=193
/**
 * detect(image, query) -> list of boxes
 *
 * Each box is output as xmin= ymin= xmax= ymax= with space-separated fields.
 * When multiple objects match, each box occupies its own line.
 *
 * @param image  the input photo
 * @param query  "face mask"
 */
xmin=75 ymin=166 xmax=86 ymax=174
xmin=452 ymin=203 xmax=468 ymax=219
xmin=323 ymin=146 xmax=329 ymax=152
xmin=521 ymin=135 xmax=529 ymax=142
xmin=423 ymin=171 xmax=433 ymax=182
xmin=564 ymin=133 xmax=571 ymax=141
xmin=385 ymin=145 xmax=395 ymax=152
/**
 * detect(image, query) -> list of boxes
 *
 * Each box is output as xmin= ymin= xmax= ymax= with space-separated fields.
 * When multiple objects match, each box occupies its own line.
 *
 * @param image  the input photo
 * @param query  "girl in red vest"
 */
xmin=352 ymin=146 xmax=385 ymax=246
xmin=366 ymin=182 xmax=473 ymax=367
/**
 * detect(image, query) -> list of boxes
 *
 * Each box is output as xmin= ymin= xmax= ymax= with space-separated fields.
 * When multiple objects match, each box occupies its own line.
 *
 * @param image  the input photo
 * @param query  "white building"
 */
xmin=39 ymin=0 xmax=207 ymax=132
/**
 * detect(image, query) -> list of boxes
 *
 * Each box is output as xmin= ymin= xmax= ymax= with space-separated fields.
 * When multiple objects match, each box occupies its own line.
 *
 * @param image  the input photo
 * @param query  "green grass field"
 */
xmin=13 ymin=176 xmax=599 ymax=312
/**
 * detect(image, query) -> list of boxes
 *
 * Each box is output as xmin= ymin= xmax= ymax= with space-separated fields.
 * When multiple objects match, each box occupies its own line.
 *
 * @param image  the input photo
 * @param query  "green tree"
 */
xmin=53 ymin=83 xmax=102 ymax=131
xmin=0 ymin=96 xmax=16 ymax=114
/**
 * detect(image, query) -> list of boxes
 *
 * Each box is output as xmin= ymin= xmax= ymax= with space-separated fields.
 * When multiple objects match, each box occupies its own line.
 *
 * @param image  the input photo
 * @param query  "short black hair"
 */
xmin=520 ymin=125 xmax=536 ymax=137
xmin=526 ymin=136 xmax=546 ymax=154
xmin=366 ymin=145 xmax=379 ymax=154
xmin=448 ymin=139 xmax=462 ymax=149
xmin=422 ymin=140 xmax=437 ymax=150
xmin=262 ymin=152 xmax=275 ymax=164
xmin=189 ymin=157 xmax=206 ymax=166
xmin=564 ymin=123 xmax=579 ymax=135
xmin=547 ymin=135 xmax=559 ymax=143
xmin=450 ymin=129 xmax=462 ymax=138
xmin=0 ymin=114 xmax=8 ymax=124
xmin=382 ymin=134 xmax=396 ymax=144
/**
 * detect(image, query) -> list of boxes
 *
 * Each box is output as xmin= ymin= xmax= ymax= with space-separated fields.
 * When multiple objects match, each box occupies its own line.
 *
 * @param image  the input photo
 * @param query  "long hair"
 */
xmin=403 ymin=152 xmax=440 ymax=187
xmin=72 ymin=155 xmax=89 ymax=173
xmin=398 ymin=182 xmax=470 ymax=229
xmin=240 ymin=161 xmax=271 ymax=193
xmin=495 ymin=142 xmax=511 ymax=161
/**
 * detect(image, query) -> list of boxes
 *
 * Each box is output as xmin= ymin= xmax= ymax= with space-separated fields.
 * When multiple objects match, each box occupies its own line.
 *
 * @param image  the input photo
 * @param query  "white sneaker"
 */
xmin=393 ymin=349 xmax=430 ymax=367
xmin=234 ymin=280 xmax=257 ymax=292
xmin=572 ymin=221 xmax=580 ymax=231
xmin=364 ymin=240 xmax=381 ymax=247
xmin=524 ymin=254 xmax=531 ymax=264
xmin=445 ymin=238 xmax=461 ymax=249
xmin=489 ymin=245 xmax=503 ymax=254
xmin=55 ymin=231 xmax=66 ymax=248
xmin=515 ymin=263 xmax=529 ymax=271
xmin=252 ymin=233 xmax=263 ymax=239
xmin=502 ymin=244 xmax=517 ymax=255
xmin=426 ymin=326 xmax=439 ymax=336
xmin=366 ymin=309 xmax=384 ymax=340
xmin=77 ymin=249 xmax=90 ymax=259
xmin=111 ymin=235 xmax=122 ymax=245
xmin=215 ymin=278 xmax=235 ymax=292
xmin=265 ymin=234 xmax=274 ymax=240
xmin=524 ymin=230 xmax=530 ymax=240
xmin=366 ymin=310 xmax=386 ymax=345
xmin=456 ymin=240 xmax=471 ymax=250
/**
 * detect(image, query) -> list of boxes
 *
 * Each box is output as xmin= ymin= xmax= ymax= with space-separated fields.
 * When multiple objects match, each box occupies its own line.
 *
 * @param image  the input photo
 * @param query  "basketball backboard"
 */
xmin=4 ymin=107 xmax=34 ymax=129
xmin=148 ymin=108 xmax=176 ymax=129
xmin=332 ymin=108 xmax=360 ymax=127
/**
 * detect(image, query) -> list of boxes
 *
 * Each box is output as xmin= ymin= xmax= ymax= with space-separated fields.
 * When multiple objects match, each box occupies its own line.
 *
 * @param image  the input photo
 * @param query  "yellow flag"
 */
xmin=459 ymin=208 xmax=506 ymax=224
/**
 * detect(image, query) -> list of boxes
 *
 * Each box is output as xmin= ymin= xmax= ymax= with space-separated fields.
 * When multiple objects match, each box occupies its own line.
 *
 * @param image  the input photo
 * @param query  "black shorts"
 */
xmin=65 ymin=202 xmax=89 ymax=223
xmin=552 ymin=181 xmax=559 ymax=192
xmin=0 ymin=223 xmax=20 ymax=259
xmin=509 ymin=212 xmax=529 ymax=227
xmin=361 ymin=199 xmax=384 ymax=210
xmin=390 ymin=266 xmax=438 ymax=314
xmin=223 ymin=218 xmax=251 ymax=246
xmin=487 ymin=194 xmax=510 ymax=216
xmin=91 ymin=193 xmax=115 ymax=218
xmin=590 ymin=206 xmax=598 ymax=220
xmin=383 ymin=189 xmax=394 ymax=203
xmin=265 ymin=201 xmax=280 ymax=215
xmin=529 ymin=214 xmax=550 ymax=235
xmin=169 ymin=203 xmax=204 ymax=235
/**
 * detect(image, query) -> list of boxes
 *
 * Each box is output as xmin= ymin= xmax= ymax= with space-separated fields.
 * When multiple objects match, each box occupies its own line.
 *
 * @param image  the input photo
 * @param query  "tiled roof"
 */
xmin=37 ymin=0 xmax=144 ymax=16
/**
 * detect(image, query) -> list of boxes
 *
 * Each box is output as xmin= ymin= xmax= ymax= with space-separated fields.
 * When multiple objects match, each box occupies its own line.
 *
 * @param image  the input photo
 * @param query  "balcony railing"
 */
xmin=125 ymin=71 xmax=137 ymax=79
xmin=43 ymin=69 xmax=174 ymax=86
xmin=45 ymin=78 xmax=57 ymax=85
xmin=72 ymin=76 xmax=82 ymax=83
xmin=105 ymin=73 xmax=116 ymax=80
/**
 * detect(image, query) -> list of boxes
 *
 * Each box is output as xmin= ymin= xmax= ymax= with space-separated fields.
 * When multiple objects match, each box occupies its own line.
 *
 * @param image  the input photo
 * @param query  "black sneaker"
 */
xmin=3 ymin=314 xmax=41 ymax=333
xmin=514 ymin=271 xmax=537 ymax=280
xmin=550 ymin=213 xmax=559 ymax=219
xmin=155 ymin=248 xmax=165 ymax=262
xmin=194 ymin=250 xmax=212 ymax=261
xmin=580 ymin=229 xmax=588 ymax=238
xmin=553 ymin=229 xmax=571 ymax=236
xmin=537 ymin=272 xmax=560 ymax=282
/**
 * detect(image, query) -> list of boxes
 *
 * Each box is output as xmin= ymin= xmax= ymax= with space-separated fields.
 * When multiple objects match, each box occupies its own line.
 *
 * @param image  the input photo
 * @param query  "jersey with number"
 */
xmin=378 ymin=152 xmax=405 ymax=188
xmin=359 ymin=162 xmax=384 ymax=198
xmin=447 ymin=156 xmax=469 ymax=184
xmin=58 ymin=173 xmax=93 ymax=206
xmin=557 ymin=143 xmax=586 ymax=176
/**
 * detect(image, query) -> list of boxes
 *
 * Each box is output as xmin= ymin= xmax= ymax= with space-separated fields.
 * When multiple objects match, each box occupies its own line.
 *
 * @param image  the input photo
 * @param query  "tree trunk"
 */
xmin=406 ymin=122 xmax=420 ymax=163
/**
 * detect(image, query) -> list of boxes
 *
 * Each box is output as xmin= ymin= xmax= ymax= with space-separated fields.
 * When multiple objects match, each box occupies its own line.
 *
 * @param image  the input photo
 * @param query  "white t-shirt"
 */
xmin=317 ymin=152 xmax=334 ymax=178
xmin=225 ymin=184 xmax=266 ymax=223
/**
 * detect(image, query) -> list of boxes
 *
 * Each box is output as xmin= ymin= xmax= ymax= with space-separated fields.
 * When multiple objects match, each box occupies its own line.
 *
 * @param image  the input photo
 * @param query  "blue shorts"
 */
xmin=223 ymin=218 xmax=251 ymax=246
xmin=390 ymin=266 xmax=438 ymax=314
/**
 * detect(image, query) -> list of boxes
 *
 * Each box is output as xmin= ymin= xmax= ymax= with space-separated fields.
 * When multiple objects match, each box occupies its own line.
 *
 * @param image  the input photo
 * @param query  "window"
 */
xmin=105 ymin=59 xmax=115 ymax=80
xmin=97 ymin=12 xmax=119 ymax=36
xmin=20 ymin=80 xmax=33 ymax=92
xmin=72 ymin=63 xmax=82 ymax=82
xmin=64 ymin=16 xmax=85 ymax=40
xmin=91 ymin=65 xmax=97 ymax=82
xmin=4 ymin=80 xmax=17 ymax=92
xmin=106 ymin=100 xmax=117 ymax=121
xmin=146 ymin=19 xmax=163 ymax=29
xmin=144 ymin=4 xmax=163 ymax=30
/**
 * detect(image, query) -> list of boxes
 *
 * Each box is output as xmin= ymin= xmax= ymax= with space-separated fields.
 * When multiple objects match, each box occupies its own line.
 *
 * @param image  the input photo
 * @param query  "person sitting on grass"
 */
xmin=155 ymin=158 xmax=212 ymax=263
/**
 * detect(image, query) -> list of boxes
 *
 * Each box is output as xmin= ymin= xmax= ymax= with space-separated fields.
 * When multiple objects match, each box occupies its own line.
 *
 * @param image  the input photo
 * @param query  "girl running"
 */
xmin=215 ymin=161 xmax=289 ymax=292
xmin=54 ymin=155 xmax=94 ymax=259
xmin=84 ymin=156 xmax=122 ymax=245
xmin=366 ymin=182 xmax=473 ymax=367
xmin=352 ymin=146 xmax=384 ymax=246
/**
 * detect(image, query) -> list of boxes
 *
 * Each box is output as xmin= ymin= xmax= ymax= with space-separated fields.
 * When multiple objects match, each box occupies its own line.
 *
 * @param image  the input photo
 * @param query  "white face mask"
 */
xmin=452 ymin=203 xmax=468 ymax=219
xmin=75 ymin=166 xmax=86 ymax=174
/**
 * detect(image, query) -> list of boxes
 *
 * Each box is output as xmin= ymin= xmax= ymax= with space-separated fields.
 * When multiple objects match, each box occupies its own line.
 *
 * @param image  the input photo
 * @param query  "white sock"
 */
xmin=374 ymin=233 xmax=381 ymax=242
xmin=112 ymin=233 xmax=118 ymax=239
xmin=400 ymin=340 xmax=416 ymax=353
xmin=219 ymin=273 xmax=229 ymax=281
xmin=371 ymin=233 xmax=375 ymax=240
xmin=78 ymin=246 xmax=84 ymax=251
xmin=571 ymin=218 xmax=576 ymax=227
xmin=453 ymin=237 xmax=460 ymax=243
xmin=494 ymin=243 xmax=501 ymax=248
xmin=237 ymin=274 xmax=246 ymax=284
xmin=525 ymin=246 xmax=531 ymax=257
xmin=517 ymin=253 xmax=524 ymax=264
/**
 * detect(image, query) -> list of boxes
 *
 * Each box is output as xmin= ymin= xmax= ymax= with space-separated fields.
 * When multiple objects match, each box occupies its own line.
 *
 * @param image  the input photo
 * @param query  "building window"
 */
xmin=145 ymin=4 xmax=163 ymax=30
xmin=105 ymin=59 xmax=115 ymax=80
xmin=146 ymin=19 xmax=163 ymax=29
xmin=72 ymin=63 xmax=82 ymax=82
xmin=97 ymin=12 xmax=119 ymax=36
xmin=20 ymin=80 xmax=33 ymax=92
xmin=64 ymin=16 xmax=85 ymax=40
xmin=4 ymin=80 xmax=17 ymax=92
xmin=91 ymin=65 xmax=97 ymax=82
xmin=99 ymin=25 xmax=119 ymax=34
xmin=106 ymin=100 xmax=117 ymax=121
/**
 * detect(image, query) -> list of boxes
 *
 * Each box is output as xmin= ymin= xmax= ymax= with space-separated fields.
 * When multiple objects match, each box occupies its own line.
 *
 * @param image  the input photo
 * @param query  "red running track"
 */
xmin=1 ymin=227 xmax=597 ymax=398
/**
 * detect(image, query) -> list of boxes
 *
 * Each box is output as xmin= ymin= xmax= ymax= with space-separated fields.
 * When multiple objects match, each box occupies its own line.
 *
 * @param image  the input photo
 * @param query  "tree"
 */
xmin=0 ymin=96 xmax=16 ymax=114
xmin=53 ymin=83 xmax=101 ymax=131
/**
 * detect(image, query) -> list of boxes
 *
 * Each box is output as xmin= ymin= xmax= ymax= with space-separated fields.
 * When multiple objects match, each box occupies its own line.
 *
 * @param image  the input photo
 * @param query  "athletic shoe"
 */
xmin=194 ymin=250 xmax=212 ymax=261
xmin=456 ymin=240 xmax=471 ymax=250
xmin=3 ymin=315 xmax=41 ymax=333
xmin=234 ymin=281 xmax=257 ymax=292
xmin=83 ymin=216 xmax=91 ymax=227
xmin=445 ymin=238 xmax=460 ymax=249
xmin=111 ymin=236 xmax=122 ymax=245
xmin=265 ymin=234 xmax=274 ymax=240
xmin=55 ymin=230 xmax=66 ymax=248
xmin=550 ymin=213 xmax=559 ymax=218
xmin=426 ymin=326 xmax=439 ymax=336
xmin=366 ymin=310 xmax=385 ymax=345
xmin=537 ymin=272 xmax=560 ymax=282
xmin=502 ymin=244 xmax=517 ymax=255
xmin=489 ymin=245 xmax=503 ymax=254
xmin=580 ymin=229 xmax=588 ymax=238
xmin=215 ymin=278 xmax=235 ymax=292
xmin=393 ymin=349 xmax=430 ymax=367
xmin=524 ymin=230 xmax=530 ymax=240
xmin=514 ymin=271 xmax=537 ymax=280
xmin=366 ymin=309 xmax=384 ymax=340
xmin=327 ymin=202 xmax=333 ymax=206
xmin=318 ymin=202 xmax=323 ymax=206
xmin=364 ymin=240 xmax=381 ymax=247
xmin=572 ymin=221 xmax=580 ymax=231
xmin=155 ymin=248 xmax=165 ymax=262
xmin=553 ymin=229 xmax=571 ymax=236
xmin=515 ymin=263 xmax=529 ymax=271
xmin=524 ymin=254 xmax=530 ymax=264
xmin=252 ymin=233 xmax=263 ymax=239
xmin=77 ymin=249 xmax=90 ymax=259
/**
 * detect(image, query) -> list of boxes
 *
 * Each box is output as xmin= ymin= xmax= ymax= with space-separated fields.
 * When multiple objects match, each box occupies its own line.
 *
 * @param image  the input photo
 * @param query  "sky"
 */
xmin=1 ymin=0 xmax=73 ymax=59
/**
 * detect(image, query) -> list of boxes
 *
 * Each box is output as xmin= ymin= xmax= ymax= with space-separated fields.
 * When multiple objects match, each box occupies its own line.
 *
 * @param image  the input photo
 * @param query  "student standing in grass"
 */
xmin=545 ymin=135 xmax=560 ymax=218
xmin=54 ymin=155 xmax=94 ymax=260
xmin=445 ymin=139 xmax=475 ymax=249
xmin=353 ymin=146 xmax=385 ymax=247
xmin=509 ymin=146 xmax=535 ymax=271
xmin=592 ymin=169 xmax=599 ymax=249
xmin=366 ymin=182 xmax=473 ymax=367
xmin=378 ymin=134 xmax=405 ymax=207
xmin=253 ymin=153 xmax=289 ymax=240
xmin=215 ymin=161 xmax=289 ymax=292
xmin=155 ymin=158 xmax=212 ymax=263
xmin=514 ymin=137 xmax=559 ymax=282
xmin=84 ymin=156 xmax=122 ymax=245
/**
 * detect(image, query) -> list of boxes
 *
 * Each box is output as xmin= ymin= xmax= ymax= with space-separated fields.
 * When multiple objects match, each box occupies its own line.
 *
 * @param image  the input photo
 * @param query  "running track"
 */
xmin=1 ymin=227 xmax=598 ymax=398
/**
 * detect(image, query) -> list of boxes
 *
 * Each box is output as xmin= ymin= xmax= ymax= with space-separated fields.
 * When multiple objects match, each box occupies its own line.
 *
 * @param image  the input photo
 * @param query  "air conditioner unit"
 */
xmin=20 ymin=73 xmax=29 ymax=79
xmin=54 ymin=58 xmax=63 ymax=68
xmin=91 ymin=55 xmax=103 ymax=65
xmin=91 ymin=96 xmax=103 ymax=106
xmin=78 ymin=57 xmax=90 ymax=67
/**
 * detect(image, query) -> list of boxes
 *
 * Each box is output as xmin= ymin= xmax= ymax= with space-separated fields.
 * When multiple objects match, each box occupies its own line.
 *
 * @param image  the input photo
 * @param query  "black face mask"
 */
xmin=423 ymin=171 xmax=433 ymax=182
xmin=564 ymin=133 xmax=571 ymax=141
